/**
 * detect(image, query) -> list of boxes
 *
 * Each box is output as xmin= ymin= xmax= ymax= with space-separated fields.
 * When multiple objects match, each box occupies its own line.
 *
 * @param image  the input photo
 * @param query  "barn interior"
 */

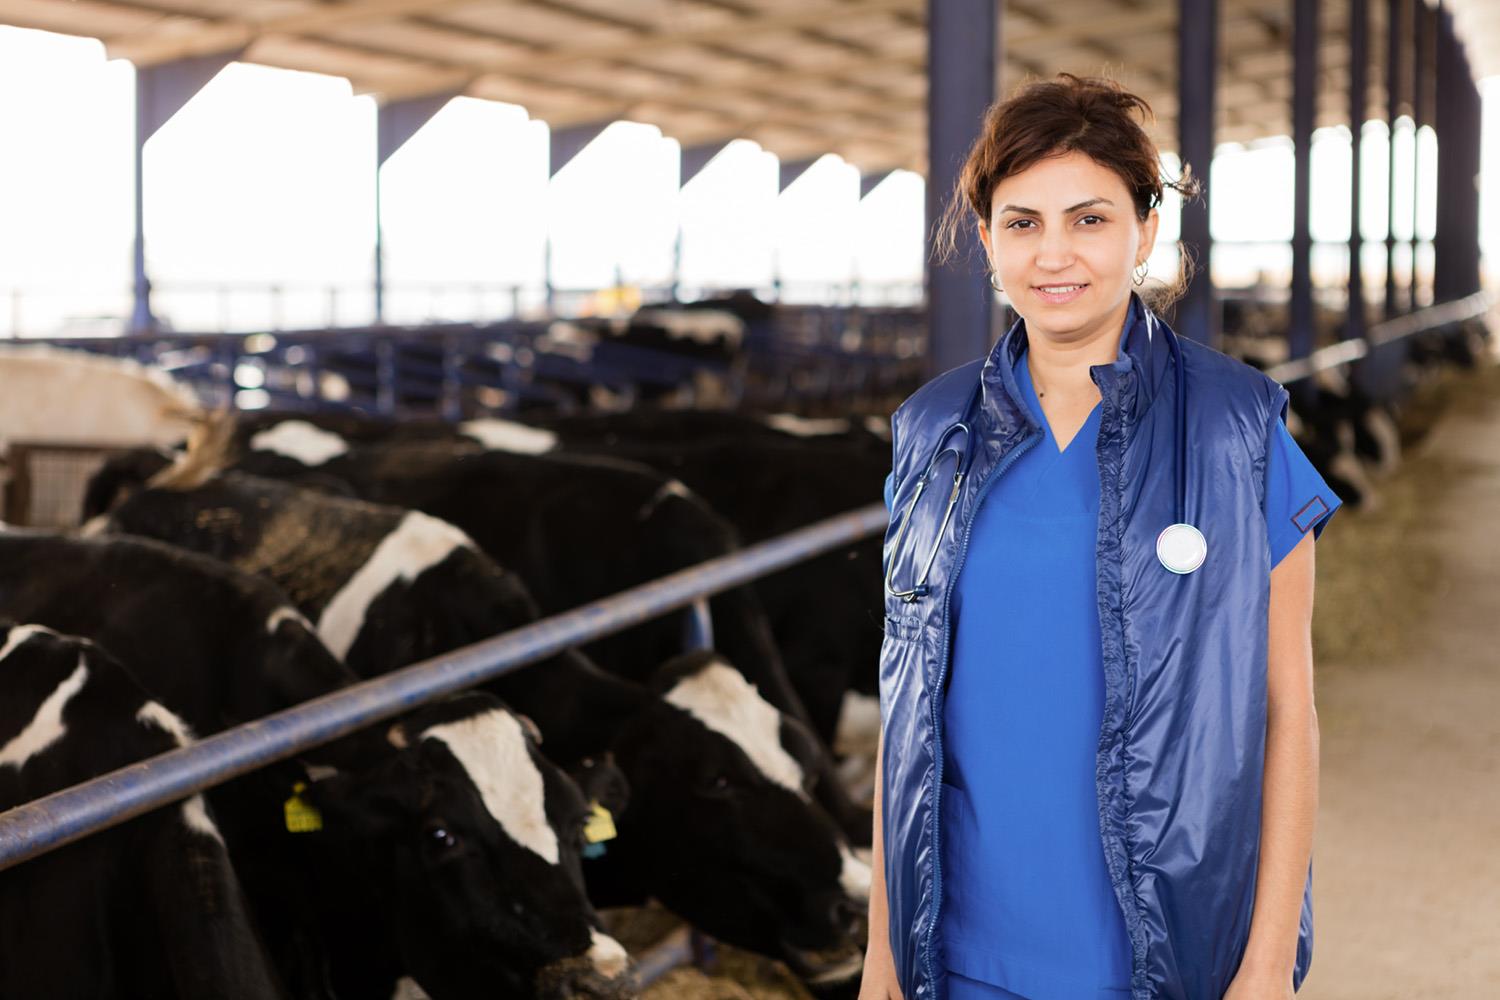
xmin=0 ymin=1 xmax=1497 ymax=998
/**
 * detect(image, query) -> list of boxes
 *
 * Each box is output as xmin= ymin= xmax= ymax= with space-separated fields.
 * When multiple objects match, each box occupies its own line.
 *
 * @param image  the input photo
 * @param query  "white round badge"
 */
xmin=1156 ymin=523 xmax=1207 ymax=574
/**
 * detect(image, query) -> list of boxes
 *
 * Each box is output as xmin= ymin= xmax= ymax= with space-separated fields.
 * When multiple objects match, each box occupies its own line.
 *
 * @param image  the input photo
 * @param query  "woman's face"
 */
xmin=979 ymin=149 xmax=1159 ymax=344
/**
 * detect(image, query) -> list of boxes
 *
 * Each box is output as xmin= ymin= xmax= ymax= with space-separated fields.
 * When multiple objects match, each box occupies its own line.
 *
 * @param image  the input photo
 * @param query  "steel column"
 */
xmin=1409 ymin=0 xmax=1428 ymax=310
xmin=925 ymin=0 xmax=999 ymax=377
xmin=1176 ymin=0 xmax=1218 ymax=345
xmin=1289 ymin=0 xmax=1318 ymax=410
xmin=131 ymin=50 xmax=243 ymax=334
xmin=1348 ymin=0 xmax=1368 ymax=345
xmin=1383 ymin=0 xmax=1406 ymax=319
xmin=1433 ymin=3 xmax=1483 ymax=304
xmin=374 ymin=92 xmax=461 ymax=324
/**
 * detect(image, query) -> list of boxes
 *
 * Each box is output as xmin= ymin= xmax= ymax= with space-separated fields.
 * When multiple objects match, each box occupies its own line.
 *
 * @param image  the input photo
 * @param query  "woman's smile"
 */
xmin=1032 ymin=282 xmax=1090 ymax=305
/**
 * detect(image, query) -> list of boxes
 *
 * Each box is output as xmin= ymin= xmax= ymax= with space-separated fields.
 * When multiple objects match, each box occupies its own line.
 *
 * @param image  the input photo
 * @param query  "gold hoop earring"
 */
xmin=1132 ymin=261 xmax=1148 ymax=286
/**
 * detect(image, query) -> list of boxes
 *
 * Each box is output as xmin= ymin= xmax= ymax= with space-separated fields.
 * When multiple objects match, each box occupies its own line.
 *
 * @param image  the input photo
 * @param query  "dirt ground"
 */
xmin=607 ymin=351 xmax=1500 ymax=1000
xmin=1301 ymin=356 xmax=1500 ymax=999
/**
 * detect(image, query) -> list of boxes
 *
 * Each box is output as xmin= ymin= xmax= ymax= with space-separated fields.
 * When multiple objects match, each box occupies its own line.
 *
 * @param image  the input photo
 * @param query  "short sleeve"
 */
xmin=1264 ymin=417 xmax=1343 ymax=571
xmin=883 ymin=470 xmax=896 ymax=512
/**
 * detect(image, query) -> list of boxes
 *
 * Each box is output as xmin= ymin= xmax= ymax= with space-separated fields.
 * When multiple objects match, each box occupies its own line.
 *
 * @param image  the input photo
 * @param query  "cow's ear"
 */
xmin=298 ymin=756 xmax=420 ymax=839
xmin=569 ymin=751 xmax=630 ymax=818
xmin=515 ymin=712 xmax=543 ymax=745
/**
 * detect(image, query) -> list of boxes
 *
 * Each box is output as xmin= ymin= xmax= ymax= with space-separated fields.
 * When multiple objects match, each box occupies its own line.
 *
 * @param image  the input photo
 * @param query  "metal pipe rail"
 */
xmin=0 ymin=503 xmax=891 ymax=871
xmin=1263 ymin=289 xmax=1495 ymax=386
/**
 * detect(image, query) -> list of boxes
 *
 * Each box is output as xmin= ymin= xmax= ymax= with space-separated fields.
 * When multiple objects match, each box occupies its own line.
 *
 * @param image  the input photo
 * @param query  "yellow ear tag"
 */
xmin=284 ymin=781 xmax=324 ymax=834
xmin=583 ymin=799 xmax=616 ymax=844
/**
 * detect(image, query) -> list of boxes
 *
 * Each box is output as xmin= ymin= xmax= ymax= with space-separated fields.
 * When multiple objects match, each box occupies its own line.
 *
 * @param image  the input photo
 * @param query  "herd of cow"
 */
xmin=0 ymin=394 xmax=894 ymax=1000
xmin=1 ymin=314 xmax=1479 ymax=999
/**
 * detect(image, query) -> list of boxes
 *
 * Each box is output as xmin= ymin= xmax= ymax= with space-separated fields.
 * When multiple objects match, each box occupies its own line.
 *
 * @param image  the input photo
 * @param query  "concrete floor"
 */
xmin=1304 ymin=361 xmax=1500 ymax=999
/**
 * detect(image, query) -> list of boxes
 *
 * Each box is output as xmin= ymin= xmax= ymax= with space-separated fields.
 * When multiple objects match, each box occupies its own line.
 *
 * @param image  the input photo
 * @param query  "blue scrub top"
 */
xmin=882 ymin=325 xmax=1341 ymax=1000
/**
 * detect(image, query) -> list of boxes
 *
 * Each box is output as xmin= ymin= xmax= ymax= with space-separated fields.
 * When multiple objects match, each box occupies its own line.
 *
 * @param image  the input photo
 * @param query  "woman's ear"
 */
xmin=1139 ymin=208 xmax=1161 ymax=262
xmin=976 ymin=219 xmax=998 ymax=274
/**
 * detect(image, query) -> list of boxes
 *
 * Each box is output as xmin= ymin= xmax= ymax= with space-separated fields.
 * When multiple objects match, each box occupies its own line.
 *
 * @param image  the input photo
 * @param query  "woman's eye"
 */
xmin=1005 ymin=218 xmax=1034 ymax=230
xmin=1079 ymin=214 xmax=1104 ymax=225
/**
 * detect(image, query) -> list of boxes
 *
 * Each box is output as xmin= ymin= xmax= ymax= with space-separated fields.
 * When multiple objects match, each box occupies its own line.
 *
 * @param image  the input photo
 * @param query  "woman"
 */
xmin=862 ymin=75 xmax=1339 ymax=1000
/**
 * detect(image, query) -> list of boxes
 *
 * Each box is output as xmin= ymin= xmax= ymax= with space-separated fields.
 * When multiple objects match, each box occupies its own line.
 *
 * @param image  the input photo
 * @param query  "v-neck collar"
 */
xmin=1015 ymin=320 xmax=1128 ymax=456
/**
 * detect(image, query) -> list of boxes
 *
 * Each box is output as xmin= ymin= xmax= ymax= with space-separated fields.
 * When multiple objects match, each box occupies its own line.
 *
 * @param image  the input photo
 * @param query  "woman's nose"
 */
xmin=1035 ymin=226 xmax=1077 ymax=268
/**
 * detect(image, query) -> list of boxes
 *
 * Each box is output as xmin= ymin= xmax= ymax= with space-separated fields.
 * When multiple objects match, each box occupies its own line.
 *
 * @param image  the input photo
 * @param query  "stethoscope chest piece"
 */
xmin=1156 ymin=523 xmax=1207 ymax=574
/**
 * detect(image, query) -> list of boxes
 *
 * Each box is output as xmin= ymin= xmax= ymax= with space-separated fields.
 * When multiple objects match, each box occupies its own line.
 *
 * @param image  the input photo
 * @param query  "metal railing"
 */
xmin=1262 ymin=289 xmax=1495 ymax=385
xmin=0 ymin=502 xmax=889 ymax=870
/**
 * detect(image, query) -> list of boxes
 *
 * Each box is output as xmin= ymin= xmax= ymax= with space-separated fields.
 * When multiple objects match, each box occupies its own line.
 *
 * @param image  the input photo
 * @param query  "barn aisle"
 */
xmin=1305 ymin=358 xmax=1500 ymax=999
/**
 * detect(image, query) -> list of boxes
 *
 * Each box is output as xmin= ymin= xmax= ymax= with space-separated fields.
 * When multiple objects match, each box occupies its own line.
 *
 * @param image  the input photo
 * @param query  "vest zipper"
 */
xmin=924 ymin=426 xmax=1042 ymax=996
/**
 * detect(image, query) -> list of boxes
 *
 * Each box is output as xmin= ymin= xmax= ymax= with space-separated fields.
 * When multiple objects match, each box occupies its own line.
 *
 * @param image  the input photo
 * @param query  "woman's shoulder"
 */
xmin=891 ymin=358 xmax=985 ymax=436
xmin=1177 ymin=333 xmax=1289 ymax=418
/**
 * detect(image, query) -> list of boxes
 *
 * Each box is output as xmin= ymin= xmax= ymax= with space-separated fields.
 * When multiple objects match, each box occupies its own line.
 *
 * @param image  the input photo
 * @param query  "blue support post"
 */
xmin=1409 ymin=0 xmax=1428 ymax=311
xmin=546 ymin=120 xmax=614 ymax=311
xmin=1348 ymin=0 xmax=1368 ymax=346
xmin=1289 ymin=0 xmax=1318 ymax=412
xmin=925 ymin=0 xmax=998 ymax=378
xmin=1354 ymin=0 xmax=1411 ymax=399
xmin=1433 ymin=3 xmax=1482 ymax=304
xmin=1175 ymin=0 xmax=1218 ymax=345
xmin=131 ymin=50 xmax=244 ymax=334
xmin=1383 ymin=0 xmax=1405 ymax=320
xmin=374 ymin=91 xmax=461 ymax=325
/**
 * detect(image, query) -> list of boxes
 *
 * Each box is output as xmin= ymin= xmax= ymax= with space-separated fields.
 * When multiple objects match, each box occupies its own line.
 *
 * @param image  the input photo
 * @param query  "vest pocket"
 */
xmin=883 ymin=613 xmax=927 ymax=643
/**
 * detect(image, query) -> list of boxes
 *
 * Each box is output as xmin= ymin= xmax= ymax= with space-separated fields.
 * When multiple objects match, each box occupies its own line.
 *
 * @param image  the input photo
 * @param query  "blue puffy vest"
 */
xmin=879 ymin=292 xmax=1313 ymax=1000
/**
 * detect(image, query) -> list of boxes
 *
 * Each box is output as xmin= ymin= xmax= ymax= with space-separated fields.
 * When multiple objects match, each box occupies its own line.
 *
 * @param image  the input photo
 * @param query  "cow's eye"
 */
xmin=698 ymin=773 xmax=733 ymax=797
xmin=425 ymin=822 xmax=459 ymax=851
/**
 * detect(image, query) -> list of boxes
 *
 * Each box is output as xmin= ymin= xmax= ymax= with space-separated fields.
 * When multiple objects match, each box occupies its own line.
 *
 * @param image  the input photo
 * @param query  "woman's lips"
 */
xmin=1033 ymin=283 xmax=1088 ymax=305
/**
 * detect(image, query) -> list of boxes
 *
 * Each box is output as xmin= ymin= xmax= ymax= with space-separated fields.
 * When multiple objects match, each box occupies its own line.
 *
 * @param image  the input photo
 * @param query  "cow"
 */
xmin=0 ymin=621 xmax=284 ymax=999
xmin=86 ymin=416 xmax=881 ymax=841
xmin=85 ymin=467 xmax=873 ymax=987
xmin=215 ymin=409 xmax=892 ymax=752
xmin=529 ymin=434 xmax=890 ymax=764
xmin=0 ymin=529 xmax=630 ymax=1000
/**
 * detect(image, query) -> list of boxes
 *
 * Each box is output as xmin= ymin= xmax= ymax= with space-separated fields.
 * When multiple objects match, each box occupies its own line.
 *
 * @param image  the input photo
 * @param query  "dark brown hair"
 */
xmin=933 ymin=72 xmax=1204 ymax=312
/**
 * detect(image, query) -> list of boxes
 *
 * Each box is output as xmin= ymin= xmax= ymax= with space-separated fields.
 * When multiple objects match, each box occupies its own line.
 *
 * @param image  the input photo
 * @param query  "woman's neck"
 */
xmin=1023 ymin=298 xmax=1130 ymax=402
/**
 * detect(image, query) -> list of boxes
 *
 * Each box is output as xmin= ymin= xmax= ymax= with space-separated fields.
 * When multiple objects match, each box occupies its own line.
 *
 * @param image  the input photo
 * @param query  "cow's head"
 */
xmin=609 ymin=651 xmax=869 ymax=987
xmin=300 ymin=692 xmax=631 ymax=1000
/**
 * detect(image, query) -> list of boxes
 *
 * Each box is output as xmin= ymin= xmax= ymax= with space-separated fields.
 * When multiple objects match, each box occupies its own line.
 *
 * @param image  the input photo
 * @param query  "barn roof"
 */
xmin=0 ymin=0 xmax=1490 ymax=174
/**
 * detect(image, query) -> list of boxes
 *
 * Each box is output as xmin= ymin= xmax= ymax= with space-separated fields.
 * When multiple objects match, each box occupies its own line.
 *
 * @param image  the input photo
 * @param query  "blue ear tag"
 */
xmin=1157 ymin=523 xmax=1207 ymax=574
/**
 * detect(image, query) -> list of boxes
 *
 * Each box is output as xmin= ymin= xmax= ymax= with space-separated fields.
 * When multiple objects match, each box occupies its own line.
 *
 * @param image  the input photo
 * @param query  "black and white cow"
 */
xmin=0 ymin=622 xmax=284 ymax=999
xmin=535 ymin=434 xmax=890 ymax=764
xmin=0 ymin=530 xmax=629 ymax=1000
xmin=85 ymin=468 xmax=873 ymax=986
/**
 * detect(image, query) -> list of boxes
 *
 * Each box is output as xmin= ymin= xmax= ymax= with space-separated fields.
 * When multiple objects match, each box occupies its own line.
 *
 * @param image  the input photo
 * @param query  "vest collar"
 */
xmin=978 ymin=290 xmax=1172 ymax=441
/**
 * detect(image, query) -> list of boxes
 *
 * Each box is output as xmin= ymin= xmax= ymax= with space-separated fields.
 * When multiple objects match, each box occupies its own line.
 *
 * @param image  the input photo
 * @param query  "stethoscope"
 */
xmin=884 ymin=323 xmax=1206 ymax=605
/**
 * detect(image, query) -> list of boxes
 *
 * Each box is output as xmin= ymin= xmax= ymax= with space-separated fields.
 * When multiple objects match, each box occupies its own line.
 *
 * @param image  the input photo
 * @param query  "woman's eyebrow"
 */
xmin=998 ymin=197 xmax=1114 ymax=216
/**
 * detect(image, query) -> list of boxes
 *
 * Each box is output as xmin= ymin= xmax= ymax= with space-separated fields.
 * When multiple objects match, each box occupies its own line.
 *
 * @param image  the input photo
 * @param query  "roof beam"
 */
xmin=453 ymin=0 xmax=920 ymax=78
xmin=105 ymin=0 xmax=481 ymax=66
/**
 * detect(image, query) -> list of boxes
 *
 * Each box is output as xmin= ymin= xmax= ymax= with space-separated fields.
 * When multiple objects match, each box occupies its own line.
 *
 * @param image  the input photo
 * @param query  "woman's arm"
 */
xmin=859 ymin=723 xmax=905 ymax=999
xmin=1230 ymin=529 xmax=1321 ymax=993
